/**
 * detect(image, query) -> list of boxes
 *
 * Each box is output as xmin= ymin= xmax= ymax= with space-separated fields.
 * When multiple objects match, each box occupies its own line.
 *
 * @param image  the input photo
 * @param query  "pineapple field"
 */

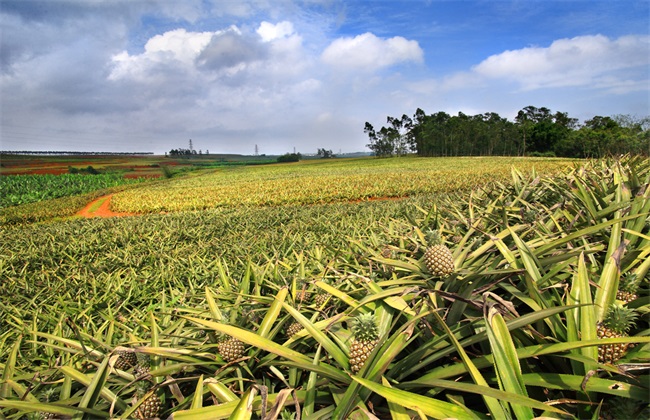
xmin=0 ymin=155 xmax=648 ymax=419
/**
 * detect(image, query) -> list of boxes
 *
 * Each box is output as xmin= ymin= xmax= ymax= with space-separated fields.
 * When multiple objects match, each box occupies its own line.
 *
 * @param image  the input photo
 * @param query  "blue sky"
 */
xmin=1 ymin=0 xmax=648 ymax=155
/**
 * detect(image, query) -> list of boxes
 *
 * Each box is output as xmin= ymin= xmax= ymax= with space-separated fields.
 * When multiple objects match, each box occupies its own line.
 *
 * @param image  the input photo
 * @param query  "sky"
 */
xmin=1 ymin=0 xmax=648 ymax=155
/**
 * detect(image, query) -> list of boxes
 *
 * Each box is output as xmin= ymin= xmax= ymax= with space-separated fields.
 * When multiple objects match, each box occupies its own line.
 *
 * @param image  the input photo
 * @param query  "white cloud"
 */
xmin=109 ymin=28 xmax=216 ymax=80
xmin=257 ymin=21 xmax=294 ymax=42
xmin=321 ymin=33 xmax=423 ymax=71
xmin=472 ymin=34 xmax=649 ymax=92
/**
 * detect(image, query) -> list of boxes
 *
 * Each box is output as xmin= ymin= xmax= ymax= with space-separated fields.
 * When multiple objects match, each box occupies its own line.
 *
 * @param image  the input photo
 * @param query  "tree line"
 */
xmin=364 ymin=106 xmax=650 ymax=158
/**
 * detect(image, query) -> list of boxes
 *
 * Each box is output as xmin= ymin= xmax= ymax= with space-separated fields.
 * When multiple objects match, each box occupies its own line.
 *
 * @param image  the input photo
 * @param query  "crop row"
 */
xmin=111 ymin=156 xmax=575 ymax=213
xmin=0 ymin=173 xmax=145 ymax=208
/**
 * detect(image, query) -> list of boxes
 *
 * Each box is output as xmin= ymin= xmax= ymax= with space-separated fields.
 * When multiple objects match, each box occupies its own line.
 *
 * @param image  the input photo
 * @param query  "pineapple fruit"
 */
xmin=134 ymin=382 xmax=163 ymax=419
xmin=423 ymin=231 xmax=454 ymax=277
xmin=114 ymin=348 xmax=137 ymax=371
xmin=349 ymin=312 xmax=379 ymax=374
xmin=295 ymin=279 xmax=312 ymax=303
xmin=597 ymin=304 xmax=638 ymax=364
xmin=380 ymin=246 xmax=395 ymax=276
xmin=287 ymin=321 xmax=304 ymax=338
xmin=313 ymin=291 xmax=330 ymax=307
xmin=617 ymin=273 xmax=640 ymax=304
xmin=217 ymin=336 xmax=246 ymax=362
xmin=134 ymin=353 xmax=151 ymax=376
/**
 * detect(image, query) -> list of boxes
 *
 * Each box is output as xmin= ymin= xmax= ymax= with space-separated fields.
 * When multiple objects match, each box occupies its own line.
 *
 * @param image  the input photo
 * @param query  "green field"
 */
xmin=1 ymin=156 xmax=648 ymax=419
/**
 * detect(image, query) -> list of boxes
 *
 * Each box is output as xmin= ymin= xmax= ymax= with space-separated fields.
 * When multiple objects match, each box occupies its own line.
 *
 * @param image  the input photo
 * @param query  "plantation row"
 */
xmin=0 ymin=173 xmax=146 ymax=209
xmin=111 ymin=157 xmax=573 ymax=213
xmin=0 ymin=156 xmax=648 ymax=419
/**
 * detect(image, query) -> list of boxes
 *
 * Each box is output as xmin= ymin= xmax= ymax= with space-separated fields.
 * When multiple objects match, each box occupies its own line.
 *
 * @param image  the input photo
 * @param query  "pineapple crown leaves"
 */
xmin=603 ymin=304 xmax=638 ymax=334
xmin=351 ymin=312 xmax=379 ymax=342
xmin=620 ymin=272 xmax=640 ymax=292
xmin=424 ymin=229 xmax=444 ymax=246
xmin=134 ymin=380 xmax=158 ymax=398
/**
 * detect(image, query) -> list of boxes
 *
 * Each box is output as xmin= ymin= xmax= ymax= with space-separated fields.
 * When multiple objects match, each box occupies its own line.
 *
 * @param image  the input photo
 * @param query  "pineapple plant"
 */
xmin=114 ymin=348 xmax=137 ymax=371
xmin=134 ymin=353 xmax=151 ymax=376
xmin=599 ymin=396 xmax=650 ymax=420
xmin=617 ymin=273 xmax=640 ymax=304
xmin=134 ymin=382 xmax=163 ymax=420
xmin=32 ymin=388 xmax=58 ymax=420
xmin=423 ymin=230 xmax=455 ymax=277
xmin=349 ymin=312 xmax=379 ymax=374
xmin=217 ymin=336 xmax=246 ymax=362
xmin=597 ymin=304 xmax=638 ymax=364
xmin=295 ymin=279 xmax=312 ymax=303
xmin=380 ymin=246 xmax=395 ymax=276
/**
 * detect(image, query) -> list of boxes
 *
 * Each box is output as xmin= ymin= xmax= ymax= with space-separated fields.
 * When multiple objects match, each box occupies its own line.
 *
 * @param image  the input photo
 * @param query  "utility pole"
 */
xmin=189 ymin=139 xmax=194 ymax=152
xmin=255 ymin=144 xmax=259 ymax=156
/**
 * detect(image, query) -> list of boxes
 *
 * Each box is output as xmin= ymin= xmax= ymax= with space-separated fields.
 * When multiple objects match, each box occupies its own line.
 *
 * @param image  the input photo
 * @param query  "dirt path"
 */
xmin=76 ymin=194 xmax=137 ymax=218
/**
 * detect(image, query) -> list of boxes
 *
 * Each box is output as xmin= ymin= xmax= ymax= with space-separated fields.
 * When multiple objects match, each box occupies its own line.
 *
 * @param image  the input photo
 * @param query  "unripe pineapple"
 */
xmin=114 ymin=348 xmax=137 ymax=371
xmin=380 ymin=246 xmax=395 ymax=276
xmin=314 ymin=292 xmax=330 ymax=307
xmin=349 ymin=312 xmax=379 ymax=374
xmin=134 ymin=353 xmax=151 ymax=376
xmin=217 ymin=336 xmax=246 ymax=362
xmin=295 ymin=279 xmax=312 ymax=303
xmin=287 ymin=321 xmax=303 ymax=338
xmin=597 ymin=304 xmax=638 ymax=364
xmin=599 ymin=396 xmax=650 ymax=420
xmin=423 ymin=231 xmax=454 ymax=277
xmin=134 ymin=382 xmax=163 ymax=419
xmin=617 ymin=273 xmax=640 ymax=304
xmin=34 ymin=388 xmax=57 ymax=420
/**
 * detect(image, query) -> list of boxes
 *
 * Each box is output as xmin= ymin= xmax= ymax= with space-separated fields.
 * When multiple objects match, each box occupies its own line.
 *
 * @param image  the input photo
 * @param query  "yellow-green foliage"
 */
xmin=1 ymin=156 xmax=647 ymax=420
xmin=110 ymin=156 xmax=574 ymax=213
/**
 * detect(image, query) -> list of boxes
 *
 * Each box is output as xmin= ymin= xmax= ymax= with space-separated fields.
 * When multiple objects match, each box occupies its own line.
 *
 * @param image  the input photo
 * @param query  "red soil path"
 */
xmin=76 ymin=194 xmax=137 ymax=218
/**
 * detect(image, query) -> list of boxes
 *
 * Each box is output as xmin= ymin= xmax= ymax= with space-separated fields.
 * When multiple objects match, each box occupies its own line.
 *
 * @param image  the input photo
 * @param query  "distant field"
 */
xmin=0 ymin=153 xmax=275 ymax=177
xmin=110 ymin=156 xmax=578 ymax=213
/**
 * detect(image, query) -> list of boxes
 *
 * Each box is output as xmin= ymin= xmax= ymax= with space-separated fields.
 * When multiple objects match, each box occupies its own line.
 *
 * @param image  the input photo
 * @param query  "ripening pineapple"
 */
xmin=617 ymin=273 xmax=640 ymax=304
xmin=349 ymin=312 xmax=379 ymax=374
xmin=134 ymin=382 xmax=163 ymax=420
xmin=597 ymin=304 xmax=638 ymax=364
xmin=287 ymin=321 xmax=304 ymax=338
xmin=423 ymin=231 xmax=454 ymax=277
xmin=217 ymin=336 xmax=246 ymax=362
xmin=114 ymin=348 xmax=137 ymax=371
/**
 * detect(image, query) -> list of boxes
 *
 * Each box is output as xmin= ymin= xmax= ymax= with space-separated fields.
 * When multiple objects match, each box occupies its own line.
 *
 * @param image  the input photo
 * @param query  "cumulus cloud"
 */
xmin=257 ymin=21 xmax=295 ymax=42
xmin=472 ymin=34 xmax=649 ymax=92
xmin=321 ymin=33 xmax=423 ymax=71
xmin=108 ymin=28 xmax=215 ymax=81
xmin=198 ymin=30 xmax=267 ymax=71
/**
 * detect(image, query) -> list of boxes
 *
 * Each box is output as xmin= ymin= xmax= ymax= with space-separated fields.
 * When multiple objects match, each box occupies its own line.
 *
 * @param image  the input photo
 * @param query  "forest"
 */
xmin=365 ymin=106 xmax=650 ymax=158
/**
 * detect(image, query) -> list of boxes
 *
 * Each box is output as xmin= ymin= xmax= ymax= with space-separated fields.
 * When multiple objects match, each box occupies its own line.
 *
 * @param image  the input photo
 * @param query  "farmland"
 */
xmin=111 ymin=156 xmax=571 ymax=212
xmin=0 ymin=155 xmax=648 ymax=419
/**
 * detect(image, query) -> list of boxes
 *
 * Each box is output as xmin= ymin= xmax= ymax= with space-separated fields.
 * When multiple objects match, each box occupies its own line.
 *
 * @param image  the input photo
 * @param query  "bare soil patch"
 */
xmin=76 ymin=194 xmax=137 ymax=218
